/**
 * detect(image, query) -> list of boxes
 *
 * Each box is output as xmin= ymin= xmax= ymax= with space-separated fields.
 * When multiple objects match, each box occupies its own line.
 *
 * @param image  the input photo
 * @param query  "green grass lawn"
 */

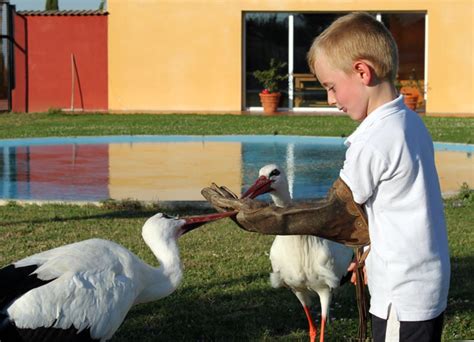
xmin=0 ymin=111 xmax=473 ymax=143
xmin=0 ymin=193 xmax=472 ymax=341
xmin=0 ymin=112 xmax=473 ymax=340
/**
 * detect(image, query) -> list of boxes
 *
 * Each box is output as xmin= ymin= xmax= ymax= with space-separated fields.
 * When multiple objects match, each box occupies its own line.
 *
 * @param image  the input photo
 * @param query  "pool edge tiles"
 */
xmin=0 ymin=135 xmax=472 ymax=151
xmin=0 ymin=135 xmax=347 ymax=147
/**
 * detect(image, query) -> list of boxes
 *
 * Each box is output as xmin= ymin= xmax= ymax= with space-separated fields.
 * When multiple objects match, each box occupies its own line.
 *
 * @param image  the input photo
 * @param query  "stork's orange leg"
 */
xmin=319 ymin=315 xmax=326 ymax=342
xmin=303 ymin=305 xmax=317 ymax=342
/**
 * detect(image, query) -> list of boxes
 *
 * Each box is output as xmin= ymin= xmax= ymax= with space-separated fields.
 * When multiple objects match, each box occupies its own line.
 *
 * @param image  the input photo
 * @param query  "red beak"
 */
xmin=241 ymin=175 xmax=273 ymax=199
xmin=181 ymin=210 xmax=237 ymax=234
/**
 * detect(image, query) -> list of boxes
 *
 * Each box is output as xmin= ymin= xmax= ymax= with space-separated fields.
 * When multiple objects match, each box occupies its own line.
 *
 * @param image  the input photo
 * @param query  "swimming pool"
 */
xmin=0 ymin=135 xmax=472 ymax=203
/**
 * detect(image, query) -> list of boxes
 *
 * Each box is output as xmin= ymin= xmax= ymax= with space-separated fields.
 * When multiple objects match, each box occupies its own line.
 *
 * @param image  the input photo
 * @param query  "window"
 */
xmin=244 ymin=11 xmax=426 ymax=111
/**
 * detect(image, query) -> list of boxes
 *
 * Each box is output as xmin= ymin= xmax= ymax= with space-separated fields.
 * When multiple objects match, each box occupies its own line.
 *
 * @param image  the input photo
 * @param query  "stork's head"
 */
xmin=242 ymin=164 xmax=290 ymax=205
xmin=142 ymin=211 xmax=236 ymax=242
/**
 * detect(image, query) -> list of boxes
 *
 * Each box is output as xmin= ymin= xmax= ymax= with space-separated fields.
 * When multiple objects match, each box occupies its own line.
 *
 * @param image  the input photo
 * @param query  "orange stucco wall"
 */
xmin=108 ymin=0 xmax=473 ymax=115
xmin=12 ymin=13 xmax=108 ymax=113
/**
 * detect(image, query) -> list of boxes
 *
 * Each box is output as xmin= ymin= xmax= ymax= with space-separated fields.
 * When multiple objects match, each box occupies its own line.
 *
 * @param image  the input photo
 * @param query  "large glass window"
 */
xmin=244 ymin=12 xmax=426 ymax=111
xmin=0 ymin=2 xmax=13 ymax=112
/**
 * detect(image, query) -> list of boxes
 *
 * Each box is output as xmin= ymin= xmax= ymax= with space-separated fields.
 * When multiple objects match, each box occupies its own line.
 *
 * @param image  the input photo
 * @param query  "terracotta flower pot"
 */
xmin=259 ymin=92 xmax=281 ymax=114
xmin=402 ymin=92 xmax=419 ymax=110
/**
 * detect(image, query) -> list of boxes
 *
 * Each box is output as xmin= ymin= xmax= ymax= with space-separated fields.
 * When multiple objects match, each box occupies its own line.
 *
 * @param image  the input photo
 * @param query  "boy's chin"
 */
xmin=348 ymin=111 xmax=368 ymax=122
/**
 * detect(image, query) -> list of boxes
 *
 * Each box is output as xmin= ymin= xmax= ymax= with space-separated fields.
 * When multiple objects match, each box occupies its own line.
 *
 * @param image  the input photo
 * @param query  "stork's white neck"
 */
xmin=136 ymin=229 xmax=183 ymax=304
xmin=270 ymin=188 xmax=292 ymax=207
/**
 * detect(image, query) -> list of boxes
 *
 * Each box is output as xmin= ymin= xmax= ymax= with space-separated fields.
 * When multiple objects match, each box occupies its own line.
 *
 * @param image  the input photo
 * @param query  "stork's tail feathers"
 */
xmin=339 ymin=270 xmax=352 ymax=286
xmin=269 ymin=272 xmax=284 ymax=288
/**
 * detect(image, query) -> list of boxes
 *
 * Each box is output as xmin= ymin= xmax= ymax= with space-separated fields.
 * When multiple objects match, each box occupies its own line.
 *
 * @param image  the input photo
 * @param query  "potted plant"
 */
xmin=253 ymin=58 xmax=288 ymax=114
xmin=396 ymin=69 xmax=424 ymax=111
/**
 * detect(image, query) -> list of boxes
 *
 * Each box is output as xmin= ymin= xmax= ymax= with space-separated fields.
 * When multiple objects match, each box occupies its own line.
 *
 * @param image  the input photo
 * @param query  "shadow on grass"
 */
xmin=447 ymin=255 xmax=474 ymax=312
xmin=112 ymin=254 xmax=474 ymax=341
xmin=113 ymin=272 xmax=361 ymax=341
xmin=1 ymin=206 xmax=216 ymax=227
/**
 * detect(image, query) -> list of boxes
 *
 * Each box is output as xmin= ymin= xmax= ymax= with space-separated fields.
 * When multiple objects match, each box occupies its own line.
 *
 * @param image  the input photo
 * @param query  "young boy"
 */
xmin=202 ymin=12 xmax=450 ymax=341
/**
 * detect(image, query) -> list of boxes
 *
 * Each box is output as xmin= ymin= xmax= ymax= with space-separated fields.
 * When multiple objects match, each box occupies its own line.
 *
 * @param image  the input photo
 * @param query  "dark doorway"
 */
xmin=0 ymin=2 xmax=14 ymax=112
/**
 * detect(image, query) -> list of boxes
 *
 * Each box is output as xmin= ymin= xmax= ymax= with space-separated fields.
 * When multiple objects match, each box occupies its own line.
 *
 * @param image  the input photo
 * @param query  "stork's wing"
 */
xmin=0 ymin=264 xmax=54 ymax=310
xmin=6 ymin=268 xmax=137 ymax=341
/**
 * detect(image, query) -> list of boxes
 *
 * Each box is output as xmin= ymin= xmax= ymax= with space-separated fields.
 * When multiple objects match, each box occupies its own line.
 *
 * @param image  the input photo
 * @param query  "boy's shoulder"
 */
xmin=353 ymin=107 xmax=430 ymax=155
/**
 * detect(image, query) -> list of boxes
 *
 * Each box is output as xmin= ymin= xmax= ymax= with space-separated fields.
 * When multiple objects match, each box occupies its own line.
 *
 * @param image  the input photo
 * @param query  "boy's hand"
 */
xmin=347 ymin=261 xmax=368 ymax=285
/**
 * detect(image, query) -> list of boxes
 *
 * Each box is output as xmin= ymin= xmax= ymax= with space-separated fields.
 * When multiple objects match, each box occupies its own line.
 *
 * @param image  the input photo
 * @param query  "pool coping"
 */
xmin=0 ymin=134 xmax=472 ymax=151
xmin=0 ymin=191 xmax=461 ymax=208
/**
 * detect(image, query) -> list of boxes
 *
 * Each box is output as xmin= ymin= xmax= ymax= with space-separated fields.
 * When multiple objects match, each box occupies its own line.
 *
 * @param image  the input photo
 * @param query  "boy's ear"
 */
xmin=352 ymin=60 xmax=373 ymax=86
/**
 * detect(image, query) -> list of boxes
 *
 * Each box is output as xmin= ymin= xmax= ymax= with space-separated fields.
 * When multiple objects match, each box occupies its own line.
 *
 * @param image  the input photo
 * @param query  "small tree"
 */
xmin=253 ymin=58 xmax=288 ymax=93
xmin=45 ymin=0 xmax=59 ymax=11
xmin=99 ymin=0 xmax=106 ymax=10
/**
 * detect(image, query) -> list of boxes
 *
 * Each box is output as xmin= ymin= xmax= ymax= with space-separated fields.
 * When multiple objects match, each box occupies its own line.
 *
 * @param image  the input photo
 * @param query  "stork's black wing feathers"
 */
xmin=0 ymin=317 xmax=98 ymax=342
xmin=8 ymin=325 xmax=98 ymax=342
xmin=339 ymin=251 xmax=355 ymax=286
xmin=0 ymin=264 xmax=54 ymax=310
xmin=0 ymin=264 xmax=99 ymax=341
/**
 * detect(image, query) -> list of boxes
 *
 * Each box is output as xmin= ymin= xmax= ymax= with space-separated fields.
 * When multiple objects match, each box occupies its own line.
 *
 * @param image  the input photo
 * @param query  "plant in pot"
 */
xmin=253 ymin=58 xmax=288 ymax=114
xmin=396 ymin=69 xmax=424 ymax=111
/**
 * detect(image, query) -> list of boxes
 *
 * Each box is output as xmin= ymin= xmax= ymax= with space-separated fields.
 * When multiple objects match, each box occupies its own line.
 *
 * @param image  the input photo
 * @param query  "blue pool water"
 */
xmin=0 ymin=135 xmax=472 ymax=202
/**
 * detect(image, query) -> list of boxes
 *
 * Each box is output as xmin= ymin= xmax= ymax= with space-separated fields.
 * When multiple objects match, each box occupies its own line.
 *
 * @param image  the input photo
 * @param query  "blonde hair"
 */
xmin=307 ymin=12 xmax=399 ymax=82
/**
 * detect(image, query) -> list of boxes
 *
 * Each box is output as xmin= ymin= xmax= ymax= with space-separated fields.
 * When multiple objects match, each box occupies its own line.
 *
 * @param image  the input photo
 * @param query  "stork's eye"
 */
xmin=270 ymin=169 xmax=280 ymax=177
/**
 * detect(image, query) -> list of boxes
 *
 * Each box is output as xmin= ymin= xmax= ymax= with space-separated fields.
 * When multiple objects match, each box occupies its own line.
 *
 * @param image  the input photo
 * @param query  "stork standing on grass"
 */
xmin=242 ymin=164 xmax=353 ymax=342
xmin=0 ymin=211 xmax=235 ymax=342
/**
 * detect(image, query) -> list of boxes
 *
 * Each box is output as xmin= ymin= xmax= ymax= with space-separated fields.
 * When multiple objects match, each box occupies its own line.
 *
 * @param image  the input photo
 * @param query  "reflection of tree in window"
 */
xmin=246 ymin=14 xmax=288 ymax=72
xmin=245 ymin=13 xmax=289 ymax=107
xmin=293 ymin=14 xmax=346 ymax=73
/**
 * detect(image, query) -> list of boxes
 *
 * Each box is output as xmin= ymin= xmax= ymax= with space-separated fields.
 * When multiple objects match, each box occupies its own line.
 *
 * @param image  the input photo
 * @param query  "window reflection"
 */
xmin=293 ymin=13 xmax=347 ymax=108
xmin=245 ymin=13 xmax=289 ymax=108
xmin=382 ymin=13 xmax=426 ymax=110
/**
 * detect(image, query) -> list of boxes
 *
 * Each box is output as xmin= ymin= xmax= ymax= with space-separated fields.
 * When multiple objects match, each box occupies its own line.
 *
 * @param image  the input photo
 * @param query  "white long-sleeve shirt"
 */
xmin=340 ymin=95 xmax=450 ymax=321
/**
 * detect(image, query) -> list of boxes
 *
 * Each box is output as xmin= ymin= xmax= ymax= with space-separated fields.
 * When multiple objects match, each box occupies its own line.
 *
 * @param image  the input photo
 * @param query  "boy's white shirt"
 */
xmin=340 ymin=95 xmax=450 ymax=321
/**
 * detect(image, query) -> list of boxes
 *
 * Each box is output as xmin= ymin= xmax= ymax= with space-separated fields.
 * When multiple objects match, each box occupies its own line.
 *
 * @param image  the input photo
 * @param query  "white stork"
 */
xmin=242 ymin=164 xmax=354 ymax=342
xmin=0 ymin=211 xmax=235 ymax=342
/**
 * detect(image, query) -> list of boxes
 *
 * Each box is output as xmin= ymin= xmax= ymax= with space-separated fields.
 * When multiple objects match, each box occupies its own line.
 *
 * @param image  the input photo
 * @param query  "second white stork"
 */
xmin=0 ymin=211 xmax=235 ymax=342
xmin=242 ymin=164 xmax=354 ymax=342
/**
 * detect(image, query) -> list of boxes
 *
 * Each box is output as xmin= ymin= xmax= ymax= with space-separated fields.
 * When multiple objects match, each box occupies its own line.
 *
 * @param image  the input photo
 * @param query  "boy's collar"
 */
xmin=344 ymin=95 xmax=404 ymax=147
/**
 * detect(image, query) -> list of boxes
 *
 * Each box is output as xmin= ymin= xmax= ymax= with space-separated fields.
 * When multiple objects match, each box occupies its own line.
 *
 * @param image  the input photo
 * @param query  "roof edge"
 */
xmin=16 ymin=10 xmax=109 ymax=16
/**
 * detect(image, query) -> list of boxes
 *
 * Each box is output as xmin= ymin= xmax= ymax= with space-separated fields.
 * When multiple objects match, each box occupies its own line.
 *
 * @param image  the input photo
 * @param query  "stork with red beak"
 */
xmin=0 ymin=211 xmax=235 ymax=342
xmin=243 ymin=164 xmax=353 ymax=342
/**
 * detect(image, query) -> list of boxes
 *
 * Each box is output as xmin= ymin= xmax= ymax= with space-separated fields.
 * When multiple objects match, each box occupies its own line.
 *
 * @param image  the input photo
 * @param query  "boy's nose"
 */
xmin=327 ymin=91 xmax=337 ymax=106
